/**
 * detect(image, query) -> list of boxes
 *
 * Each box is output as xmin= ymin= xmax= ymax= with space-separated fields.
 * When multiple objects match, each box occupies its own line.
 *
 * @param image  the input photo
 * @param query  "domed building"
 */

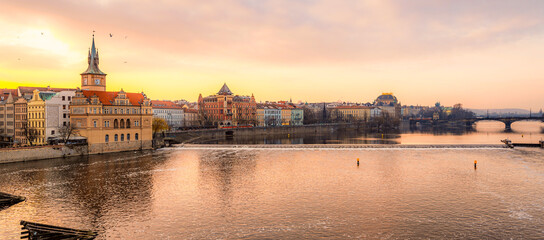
xmin=374 ymin=93 xmax=398 ymax=106
xmin=373 ymin=93 xmax=401 ymax=119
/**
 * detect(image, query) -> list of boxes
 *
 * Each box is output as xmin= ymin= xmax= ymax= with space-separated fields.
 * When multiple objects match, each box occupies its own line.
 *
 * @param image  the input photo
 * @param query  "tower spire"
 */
xmin=82 ymin=33 xmax=105 ymax=75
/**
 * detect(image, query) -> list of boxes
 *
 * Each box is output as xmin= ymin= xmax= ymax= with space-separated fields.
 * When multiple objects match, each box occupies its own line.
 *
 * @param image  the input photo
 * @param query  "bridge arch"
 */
xmin=472 ymin=118 xmax=543 ymax=131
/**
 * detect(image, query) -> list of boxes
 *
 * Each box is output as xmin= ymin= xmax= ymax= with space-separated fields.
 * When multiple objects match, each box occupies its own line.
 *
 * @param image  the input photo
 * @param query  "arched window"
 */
xmin=120 ymin=119 xmax=125 ymax=128
xmin=114 ymin=134 xmax=118 ymax=141
xmin=114 ymin=119 xmax=119 ymax=129
xmin=105 ymin=134 xmax=109 ymax=142
xmin=121 ymin=134 xmax=124 ymax=141
xmin=135 ymin=133 xmax=139 ymax=140
xmin=127 ymin=134 xmax=130 ymax=141
xmin=126 ymin=119 xmax=131 ymax=128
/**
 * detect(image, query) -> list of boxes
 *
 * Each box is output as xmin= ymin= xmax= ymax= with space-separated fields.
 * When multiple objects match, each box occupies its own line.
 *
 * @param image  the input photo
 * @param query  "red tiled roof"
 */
xmin=0 ymin=88 xmax=17 ymax=96
xmin=151 ymin=100 xmax=182 ymax=109
xmin=334 ymin=106 xmax=372 ymax=109
xmin=184 ymin=109 xmax=198 ymax=113
xmin=82 ymin=90 xmax=146 ymax=106
xmin=18 ymin=86 xmax=76 ymax=94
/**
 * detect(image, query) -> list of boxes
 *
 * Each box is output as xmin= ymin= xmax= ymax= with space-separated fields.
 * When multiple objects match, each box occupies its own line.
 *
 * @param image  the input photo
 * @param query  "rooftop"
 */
xmin=81 ymin=90 xmax=146 ymax=106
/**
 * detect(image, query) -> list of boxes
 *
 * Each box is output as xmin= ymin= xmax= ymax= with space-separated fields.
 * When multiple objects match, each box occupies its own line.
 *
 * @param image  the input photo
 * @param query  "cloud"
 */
xmin=2 ymin=0 xmax=543 ymax=65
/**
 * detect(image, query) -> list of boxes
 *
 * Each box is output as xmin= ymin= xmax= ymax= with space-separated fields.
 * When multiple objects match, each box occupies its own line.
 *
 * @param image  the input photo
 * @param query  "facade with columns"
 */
xmin=70 ymin=36 xmax=152 ymax=154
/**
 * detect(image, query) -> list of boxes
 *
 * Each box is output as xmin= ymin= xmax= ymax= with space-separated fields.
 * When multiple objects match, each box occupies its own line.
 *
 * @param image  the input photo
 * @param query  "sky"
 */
xmin=0 ymin=0 xmax=543 ymax=109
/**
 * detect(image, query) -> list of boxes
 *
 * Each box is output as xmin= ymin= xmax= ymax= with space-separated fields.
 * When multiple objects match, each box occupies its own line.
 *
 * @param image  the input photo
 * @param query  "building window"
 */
xmin=126 ymin=119 xmax=131 ymax=128
xmin=63 ymin=105 xmax=66 ymax=109
xmin=63 ymin=113 xmax=66 ymax=118
xmin=68 ymin=96 xmax=71 ymax=101
xmin=63 ymin=121 xmax=66 ymax=126
xmin=62 ymin=96 xmax=65 ymax=101
xmin=105 ymin=134 xmax=109 ymax=142
xmin=127 ymin=134 xmax=130 ymax=141
xmin=114 ymin=119 xmax=119 ymax=128
xmin=51 ymin=130 xmax=55 ymax=135
xmin=120 ymin=119 xmax=125 ymax=128
xmin=93 ymin=121 xmax=97 ymax=127
xmin=121 ymin=134 xmax=124 ymax=141
xmin=135 ymin=133 xmax=139 ymax=140
xmin=115 ymin=134 xmax=118 ymax=141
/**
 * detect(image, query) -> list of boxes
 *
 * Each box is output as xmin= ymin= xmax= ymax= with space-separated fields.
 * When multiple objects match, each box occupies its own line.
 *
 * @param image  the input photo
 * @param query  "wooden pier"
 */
xmin=0 ymin=192 xmax=25 ymax=209
xmin=20 ymin=220 xmax=98 ymax=239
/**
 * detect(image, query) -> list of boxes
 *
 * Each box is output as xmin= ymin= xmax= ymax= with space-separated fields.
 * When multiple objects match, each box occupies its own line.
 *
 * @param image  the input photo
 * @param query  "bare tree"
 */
xmin=21 ymin=122 xmax=38 ymax=146
xmin=58 ymin=124 xmax=79 ymax=144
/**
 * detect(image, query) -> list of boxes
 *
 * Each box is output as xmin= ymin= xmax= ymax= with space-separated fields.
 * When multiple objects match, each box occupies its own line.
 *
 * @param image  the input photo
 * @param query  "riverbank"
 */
xmin=177 ymin=143 xmax=507 ymax=149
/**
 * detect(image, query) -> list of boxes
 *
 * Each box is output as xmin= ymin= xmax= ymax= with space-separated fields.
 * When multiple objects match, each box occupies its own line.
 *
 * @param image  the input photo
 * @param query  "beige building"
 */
xmin=182 ymin=108 xmax=200 ymax=127
xmin=14 ymin=97 xmax=28 ymax=146
xmin=70 ymin=36 xmax=152 ymax=154
xmin=334 ymin=106 xmax=371 ymax=122
xmin=0 ymin=91 xmax=16 ymax=146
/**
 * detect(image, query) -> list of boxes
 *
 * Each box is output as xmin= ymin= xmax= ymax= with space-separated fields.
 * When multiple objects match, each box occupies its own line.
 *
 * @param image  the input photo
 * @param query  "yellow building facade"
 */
xmin=334 ymin=106 xmax=371 ymax=121
xmin=27 ymin=90 xmax=46 ymax=145
xmin=70 ymin=36 xmax=153 ymax=154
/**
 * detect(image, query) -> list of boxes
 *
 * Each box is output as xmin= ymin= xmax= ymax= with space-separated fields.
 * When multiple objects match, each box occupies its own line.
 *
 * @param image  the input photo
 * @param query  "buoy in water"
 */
xmin=474 ymin=160 xmax=477 ymax=169
xmin=357 ymin=158 xmax=359 ymax=166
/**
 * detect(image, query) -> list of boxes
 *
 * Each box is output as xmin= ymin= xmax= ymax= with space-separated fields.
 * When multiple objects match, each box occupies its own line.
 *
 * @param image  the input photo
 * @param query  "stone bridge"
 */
xmin=468 ymin=116 xmax=544 ymax=131
xmin=409 ymin=116 xmax=544 ymax=131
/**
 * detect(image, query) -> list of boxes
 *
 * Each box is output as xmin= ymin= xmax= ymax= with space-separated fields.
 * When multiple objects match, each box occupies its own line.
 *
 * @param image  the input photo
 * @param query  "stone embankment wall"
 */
xmin=88 ymin=140 xmax=153 ymax=154
xmin=0 ymin=145 xmax=88 ymax=164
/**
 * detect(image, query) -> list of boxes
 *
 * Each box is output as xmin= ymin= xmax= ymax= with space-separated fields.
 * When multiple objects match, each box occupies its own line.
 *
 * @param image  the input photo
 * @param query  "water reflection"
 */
xmin=201 ymin=121 xmax=544 ymax=145
xmin=198 ymin=150 xmax=257 ymax=206
xmin=0 ymin=151 xmax=167 ymax=239
xmin=1 ymin=147 xmax=544 ymax=239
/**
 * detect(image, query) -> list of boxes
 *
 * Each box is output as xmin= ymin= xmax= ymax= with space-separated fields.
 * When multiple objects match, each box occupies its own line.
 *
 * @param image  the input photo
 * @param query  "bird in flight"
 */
xmin=110 ymin=33 xmax=113 ymax=37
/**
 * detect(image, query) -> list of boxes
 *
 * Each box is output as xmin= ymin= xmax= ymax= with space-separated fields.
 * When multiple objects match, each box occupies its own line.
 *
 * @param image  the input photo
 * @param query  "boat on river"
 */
xmin=20 ymin=220 xmax=98 ymax=239
xmin=0 ymin=192 xmax=25 ymax=209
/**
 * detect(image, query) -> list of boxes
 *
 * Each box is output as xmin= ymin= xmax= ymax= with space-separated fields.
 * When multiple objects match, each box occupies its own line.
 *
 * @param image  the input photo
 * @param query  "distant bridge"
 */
xmin=409 ymin=116 xmax=544 ymax=131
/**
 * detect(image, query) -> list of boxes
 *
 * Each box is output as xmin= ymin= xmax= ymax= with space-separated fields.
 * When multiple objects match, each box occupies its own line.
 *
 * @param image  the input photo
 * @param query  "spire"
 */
xmin=217 ymin=83 xmax=233 ymax=95
xmin=82 ymin=34 xmax=106 ymax=75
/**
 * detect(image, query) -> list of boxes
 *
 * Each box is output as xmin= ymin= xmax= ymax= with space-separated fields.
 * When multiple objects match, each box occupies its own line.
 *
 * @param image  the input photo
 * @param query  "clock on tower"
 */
xmin=80 ymin=35 xmax=107 ymax=91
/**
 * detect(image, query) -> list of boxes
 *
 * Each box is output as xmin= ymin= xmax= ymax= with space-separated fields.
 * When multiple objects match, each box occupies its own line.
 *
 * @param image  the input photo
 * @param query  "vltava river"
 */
xmin=1 ymin=121 xmax=543 ymax=239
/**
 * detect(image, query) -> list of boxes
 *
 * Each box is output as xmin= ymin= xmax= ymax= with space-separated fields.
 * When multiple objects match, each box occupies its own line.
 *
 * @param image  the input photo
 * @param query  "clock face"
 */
xmin=94 ymin=79 xmax=100 ymax=85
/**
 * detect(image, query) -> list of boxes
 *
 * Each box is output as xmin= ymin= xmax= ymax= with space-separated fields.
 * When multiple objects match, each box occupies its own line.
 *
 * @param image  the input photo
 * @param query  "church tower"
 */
xmin=81 ymin=35 xmax=106 ymax=91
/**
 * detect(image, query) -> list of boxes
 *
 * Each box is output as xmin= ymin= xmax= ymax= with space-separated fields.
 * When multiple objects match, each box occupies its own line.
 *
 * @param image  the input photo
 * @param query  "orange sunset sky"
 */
xmin=0 ymin=0 xmax=543 ymax=109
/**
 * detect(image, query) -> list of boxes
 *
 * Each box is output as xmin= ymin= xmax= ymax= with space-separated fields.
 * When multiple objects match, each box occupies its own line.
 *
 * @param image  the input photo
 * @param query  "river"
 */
xmin=0 ymin=121 xmax=543 ymax=239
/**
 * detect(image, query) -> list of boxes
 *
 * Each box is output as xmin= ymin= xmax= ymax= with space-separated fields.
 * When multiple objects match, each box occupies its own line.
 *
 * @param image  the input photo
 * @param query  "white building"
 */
xmin=151 ymin=100 xmax=184 ymax=129
xmin=44 ymin=90 xmax=75 ymax=140
xmin=370 ymin=107 xmax=382 ymax=118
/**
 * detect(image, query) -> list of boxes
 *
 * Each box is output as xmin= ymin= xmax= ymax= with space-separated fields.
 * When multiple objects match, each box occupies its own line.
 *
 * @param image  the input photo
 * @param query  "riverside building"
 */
xmin=70 ymin=36 xmax=152 ymax=154
xmin=151 ymin=100 xmax=184 ymax=129
xmin=198 ymin=83 xmax=257 ymax=127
